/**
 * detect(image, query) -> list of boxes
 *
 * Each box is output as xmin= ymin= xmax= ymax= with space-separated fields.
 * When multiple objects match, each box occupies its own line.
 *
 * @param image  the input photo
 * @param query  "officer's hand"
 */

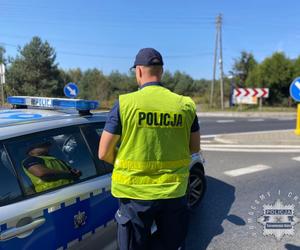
xmin=69 ymin=168 xmax=82 ymax=180
xmin=71 ymin=168 xmax=82 ymax=176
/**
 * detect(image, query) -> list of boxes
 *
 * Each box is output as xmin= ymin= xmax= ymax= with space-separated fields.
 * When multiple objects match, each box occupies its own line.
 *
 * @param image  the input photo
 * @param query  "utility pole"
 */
xmin=210 ymin=16 xmax=219 ymax=108
xmin=218 ymin=14 xmax=224 ymax=110
xmin=210 ymin=14 xmax=224 ymax=110
xmin=0 ymin=64 xmax=5 ymax=106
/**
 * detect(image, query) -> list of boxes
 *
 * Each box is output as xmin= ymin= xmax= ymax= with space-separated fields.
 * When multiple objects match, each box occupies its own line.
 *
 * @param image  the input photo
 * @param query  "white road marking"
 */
xmin=214 ymin=137 xmax=234 ymax=144
xmin=201 ymin=135 xmax=217 ymax=139
xmin=277 ymin=117 xmax=296 ymax=121
xmin=216 ymin=120 xmax=235 ymax=123
xmin=202 ymin=148 xmax=300 ymax=153
xmin=224 ymin=164 xmax=271 ymax=177
xmin=292 ymin=156 xmax=300 ymax=161
xmin=210 ymin=129 xmax=294 ymax=137
xmin=200 ymin=129 xmax=294 ymax=139
xmin=201 ymin=140 xmax=212 ymax=143
xmin=202 ymin=144 xmax=300 ymax=148
xmin=248 ymin=119 xmax=264 ymax=122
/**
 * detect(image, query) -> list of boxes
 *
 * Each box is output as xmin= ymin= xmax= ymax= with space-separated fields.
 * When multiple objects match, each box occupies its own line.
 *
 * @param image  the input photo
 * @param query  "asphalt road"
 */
xmin=83 ymin=116 xmax=299 ymax=250
xmin=186 ymin=116 xmax=300 ymax=249
xmin=199 ymin=117 xmax=295 ymax=135
xmin=186 ymin=151 xmax=300 ymax=250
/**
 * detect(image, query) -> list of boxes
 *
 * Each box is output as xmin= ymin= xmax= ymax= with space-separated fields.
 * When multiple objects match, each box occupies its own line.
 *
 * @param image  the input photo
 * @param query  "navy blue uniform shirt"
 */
xmin=23 ymin=156 xmax=71 ymax=170
xmin=104 ymin=82 xmax=200 ymax=135
xmin=23 ymin=156 xmax=45 ymax=170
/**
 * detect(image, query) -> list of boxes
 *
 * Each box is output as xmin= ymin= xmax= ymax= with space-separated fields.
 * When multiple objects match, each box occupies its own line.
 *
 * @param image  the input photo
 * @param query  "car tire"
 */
xmin=187 ymin=163 xmax=207 ymax=209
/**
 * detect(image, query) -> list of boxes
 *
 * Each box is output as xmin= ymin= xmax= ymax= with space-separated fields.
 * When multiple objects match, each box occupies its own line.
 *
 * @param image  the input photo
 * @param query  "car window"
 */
xmin=5 ymin=126 xmax=98 ymax=195
xmin=0 ymin=144 xmax=23 ymax=206
xmin=95 ymin=128 xmax=102 ymax=136
xmin=81 ymin=122 xmax=113 ymax=174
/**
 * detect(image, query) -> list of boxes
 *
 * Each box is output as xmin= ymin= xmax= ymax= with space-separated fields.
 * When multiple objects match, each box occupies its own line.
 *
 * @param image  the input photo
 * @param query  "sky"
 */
xmin=0 ymin=0 xmax=300 ymax=79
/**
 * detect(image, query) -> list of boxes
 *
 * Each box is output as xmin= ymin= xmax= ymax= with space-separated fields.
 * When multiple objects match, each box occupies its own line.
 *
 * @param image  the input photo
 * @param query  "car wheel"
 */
xmin=187 ymin=165 xmax=206 ymax=209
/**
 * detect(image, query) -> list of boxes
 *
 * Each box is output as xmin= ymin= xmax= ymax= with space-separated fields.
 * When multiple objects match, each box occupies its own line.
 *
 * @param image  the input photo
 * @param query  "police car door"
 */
xmin=0 ymin=126 xmax=117 ymax=250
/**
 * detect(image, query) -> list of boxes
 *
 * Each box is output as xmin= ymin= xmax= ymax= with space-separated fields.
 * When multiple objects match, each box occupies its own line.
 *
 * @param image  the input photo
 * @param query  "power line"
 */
xmin=0 ymin=42 xmax=18 ymax=48
xmin=0 ymin=19 xmax=215 ymax=31
xmin=0 ymin=42 xmax=213 ymax=60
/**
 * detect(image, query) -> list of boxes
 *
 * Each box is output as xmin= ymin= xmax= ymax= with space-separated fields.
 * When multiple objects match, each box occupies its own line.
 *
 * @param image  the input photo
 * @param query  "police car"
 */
xmin=0 ymin=96 xmax=206 ymax=250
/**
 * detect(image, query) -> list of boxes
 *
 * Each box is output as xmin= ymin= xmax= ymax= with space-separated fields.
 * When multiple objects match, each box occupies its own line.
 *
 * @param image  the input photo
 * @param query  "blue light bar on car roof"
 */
xmin=7 ymin=96 xmax=99 ymax=111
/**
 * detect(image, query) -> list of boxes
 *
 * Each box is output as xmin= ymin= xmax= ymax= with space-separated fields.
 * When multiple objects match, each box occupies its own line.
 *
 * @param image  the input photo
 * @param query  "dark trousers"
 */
xmin=115 ymin=196 xmax=188 ymax=250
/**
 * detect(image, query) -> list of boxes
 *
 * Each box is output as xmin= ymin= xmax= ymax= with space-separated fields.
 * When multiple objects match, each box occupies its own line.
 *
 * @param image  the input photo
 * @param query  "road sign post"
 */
xmin=289 ymin=77 xmax=300 ymax=136
xmin=0 ymin=64 xmax=5 ymax=106
xmin=296 ymin=104 xmax=300 ymax=135
xmin=259 ymin=97 xmax=263 ymax=111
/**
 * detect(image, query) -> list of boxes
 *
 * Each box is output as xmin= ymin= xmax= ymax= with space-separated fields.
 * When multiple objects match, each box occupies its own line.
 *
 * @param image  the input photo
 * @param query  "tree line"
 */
xmin=0 ymin=37 xmax=210 ymax=108
xmin=231 ymin=51 xmax=300 ymax=106
xmin=0 ymin=36 xmax=299 ymax=108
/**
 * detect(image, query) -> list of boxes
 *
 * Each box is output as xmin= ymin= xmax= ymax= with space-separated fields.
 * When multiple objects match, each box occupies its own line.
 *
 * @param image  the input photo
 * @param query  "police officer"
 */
xmin=23 ymin=141 xmax=81 ymax=192
xmin=99 ymin=48 xmax=200 ymax=250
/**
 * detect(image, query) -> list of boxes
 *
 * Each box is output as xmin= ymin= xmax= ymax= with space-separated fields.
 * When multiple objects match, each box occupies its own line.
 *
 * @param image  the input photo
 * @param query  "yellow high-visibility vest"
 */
xmin=23 ymin=155 xmax=72 ymax=193
xmin=112 ymin=85 xmax=196 ymax=200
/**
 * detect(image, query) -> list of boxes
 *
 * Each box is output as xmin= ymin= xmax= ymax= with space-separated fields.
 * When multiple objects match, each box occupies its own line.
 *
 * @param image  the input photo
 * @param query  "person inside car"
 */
xmin=22 ymin=141 xmax=81 ymax=193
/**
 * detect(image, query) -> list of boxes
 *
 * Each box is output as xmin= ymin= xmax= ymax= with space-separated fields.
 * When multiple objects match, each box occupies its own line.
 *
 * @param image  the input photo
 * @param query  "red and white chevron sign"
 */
xmin=233 ymin=88 xmax=269 ymax=98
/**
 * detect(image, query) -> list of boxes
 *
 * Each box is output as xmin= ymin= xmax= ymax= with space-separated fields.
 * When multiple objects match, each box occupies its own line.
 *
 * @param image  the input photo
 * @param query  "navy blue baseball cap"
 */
xmin=26 ymin=140 xmax=52 ymax=154
xmin=131 ymin=48 xmax=164 ymax=69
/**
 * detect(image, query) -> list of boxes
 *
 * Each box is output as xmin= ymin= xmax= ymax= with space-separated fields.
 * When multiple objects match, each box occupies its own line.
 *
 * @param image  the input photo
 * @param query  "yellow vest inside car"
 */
xmin=23 ymin=155 xmax=72 ymax=193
